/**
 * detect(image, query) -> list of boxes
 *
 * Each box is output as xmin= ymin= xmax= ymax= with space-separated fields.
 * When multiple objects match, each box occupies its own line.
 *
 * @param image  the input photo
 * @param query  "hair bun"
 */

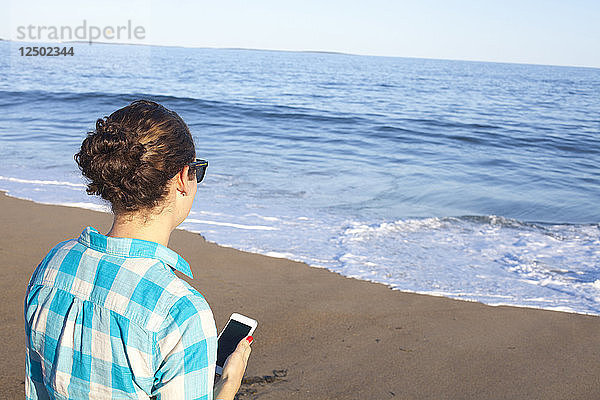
xmin=75 ymin=100 xmax=196 ymax=214
xmin=95 ymin=116 xmax=122 ymax=135
xmin=86 ymin=118 xmax=145 ymax=169
xmin=75 ymin=117 xmax=147 ymax=209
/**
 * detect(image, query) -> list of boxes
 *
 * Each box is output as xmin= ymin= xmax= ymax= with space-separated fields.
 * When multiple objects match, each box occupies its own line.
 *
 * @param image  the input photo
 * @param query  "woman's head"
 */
xmin=75 ymin=100 xmax=197 ymax=217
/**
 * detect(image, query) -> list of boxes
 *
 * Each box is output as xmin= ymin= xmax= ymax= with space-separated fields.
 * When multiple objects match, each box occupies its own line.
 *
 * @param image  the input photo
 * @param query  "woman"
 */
xmin=24 ymin=100 xmax=251 ymax=399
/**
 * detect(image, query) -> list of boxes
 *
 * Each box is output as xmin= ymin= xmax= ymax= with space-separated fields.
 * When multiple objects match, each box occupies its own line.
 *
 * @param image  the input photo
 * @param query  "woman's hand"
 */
xmin=222 ymin=336 xmax=253 ymax=384
xmin=214 ymin=336 xmax=253 ymax=400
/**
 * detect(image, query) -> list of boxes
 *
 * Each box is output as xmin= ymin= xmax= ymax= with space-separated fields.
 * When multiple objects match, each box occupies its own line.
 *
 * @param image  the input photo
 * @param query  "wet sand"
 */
xmin=2 ymin=191 xmax=599 ymax=399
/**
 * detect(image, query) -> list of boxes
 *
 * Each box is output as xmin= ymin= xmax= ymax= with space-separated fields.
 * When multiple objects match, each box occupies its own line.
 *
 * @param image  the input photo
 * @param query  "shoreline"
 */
xmin=3 ymin=191 xmax=600 ymax=399
xmin=2 ymin=189 xmax=597 ymax=317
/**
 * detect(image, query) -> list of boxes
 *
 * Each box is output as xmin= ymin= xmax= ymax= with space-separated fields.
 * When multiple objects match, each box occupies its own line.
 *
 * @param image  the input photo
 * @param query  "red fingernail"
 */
xmin=246 ymin=336 xmax=254 ymax=344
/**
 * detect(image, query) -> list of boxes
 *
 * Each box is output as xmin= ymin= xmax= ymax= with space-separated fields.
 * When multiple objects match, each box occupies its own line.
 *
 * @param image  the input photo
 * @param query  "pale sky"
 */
xmin=2 ymin=0 xmax=599 ymax=68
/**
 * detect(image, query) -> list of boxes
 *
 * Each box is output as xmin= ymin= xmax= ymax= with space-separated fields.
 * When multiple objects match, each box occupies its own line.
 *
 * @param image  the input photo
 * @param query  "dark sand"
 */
xmin=2 ymin=191 xmax=599 ymax=399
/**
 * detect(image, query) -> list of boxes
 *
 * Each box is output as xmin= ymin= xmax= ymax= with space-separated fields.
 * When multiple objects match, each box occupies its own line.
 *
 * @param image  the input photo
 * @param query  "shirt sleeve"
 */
xmin=151 ymin=295 xmax=217 ymax=399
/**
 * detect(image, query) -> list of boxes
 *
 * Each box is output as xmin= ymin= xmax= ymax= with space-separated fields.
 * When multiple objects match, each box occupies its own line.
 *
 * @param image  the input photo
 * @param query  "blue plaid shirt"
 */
xmin=24 ymin=226 xmax=217 ymax=399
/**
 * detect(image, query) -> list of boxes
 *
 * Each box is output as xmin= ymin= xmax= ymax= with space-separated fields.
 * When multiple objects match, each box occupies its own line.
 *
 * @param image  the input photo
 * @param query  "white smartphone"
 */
xmin=215 ymin=313 xmax=258 ymax=375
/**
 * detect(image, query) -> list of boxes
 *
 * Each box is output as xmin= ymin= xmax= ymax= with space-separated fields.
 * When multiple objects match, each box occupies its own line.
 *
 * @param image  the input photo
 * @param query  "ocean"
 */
xmin=1 ymin=41 xmax=599 ymax=314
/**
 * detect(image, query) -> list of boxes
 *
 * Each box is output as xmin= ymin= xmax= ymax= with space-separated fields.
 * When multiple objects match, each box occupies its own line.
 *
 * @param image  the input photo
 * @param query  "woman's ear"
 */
xmin=175 ymin=165 xmax=192 ymax=196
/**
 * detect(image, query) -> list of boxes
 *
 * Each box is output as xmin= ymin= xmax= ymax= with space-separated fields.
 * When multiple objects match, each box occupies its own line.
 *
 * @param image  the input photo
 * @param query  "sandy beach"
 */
xmin=2 ymin=190 xmax=600 ymax=399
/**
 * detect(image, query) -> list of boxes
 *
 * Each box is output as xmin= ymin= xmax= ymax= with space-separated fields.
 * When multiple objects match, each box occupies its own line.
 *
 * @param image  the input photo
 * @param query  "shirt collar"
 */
xmin=77 ymin=226 xmax=194 ymax=278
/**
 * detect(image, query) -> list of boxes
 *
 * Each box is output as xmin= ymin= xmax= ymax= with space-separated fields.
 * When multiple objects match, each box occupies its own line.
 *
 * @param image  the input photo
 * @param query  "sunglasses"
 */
xmin=188 ymin=159 xmax=208 ymax=183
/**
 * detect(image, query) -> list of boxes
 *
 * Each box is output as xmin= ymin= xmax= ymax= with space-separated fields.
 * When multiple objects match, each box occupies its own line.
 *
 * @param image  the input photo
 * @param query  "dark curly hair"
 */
xmin=74 ymin=100 xmax=196 ymax=214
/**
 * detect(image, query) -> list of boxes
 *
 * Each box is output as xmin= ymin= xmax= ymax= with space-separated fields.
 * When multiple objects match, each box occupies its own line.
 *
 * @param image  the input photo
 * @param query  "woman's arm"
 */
xmin=214 ymin=336 xmax=253 ymax=400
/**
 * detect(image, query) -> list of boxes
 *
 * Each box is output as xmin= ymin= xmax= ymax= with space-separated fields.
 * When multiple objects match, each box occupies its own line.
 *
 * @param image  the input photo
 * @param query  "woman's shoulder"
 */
xmin=163 ymin=276 xmax=212 ymax=316
xmin=27 ymin=238 xmax=81 ymax=287
xmin=154 ymin=276 xmax=217 ymax=338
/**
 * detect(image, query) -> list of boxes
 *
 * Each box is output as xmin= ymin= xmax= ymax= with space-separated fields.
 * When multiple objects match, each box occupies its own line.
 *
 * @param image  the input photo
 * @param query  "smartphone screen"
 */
xmin=216 ymin=319 xmax=252 ymax=368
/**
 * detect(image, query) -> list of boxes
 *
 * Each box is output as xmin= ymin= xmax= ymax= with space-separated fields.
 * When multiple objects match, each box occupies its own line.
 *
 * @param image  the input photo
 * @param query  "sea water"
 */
xmin=1 ymin=41 xmax=599 ymax=314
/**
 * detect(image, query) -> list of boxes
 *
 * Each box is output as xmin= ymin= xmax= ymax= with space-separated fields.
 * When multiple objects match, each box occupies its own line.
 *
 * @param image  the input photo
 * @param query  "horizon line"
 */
xmin=3 ymin=38 xmax=599 ymax=70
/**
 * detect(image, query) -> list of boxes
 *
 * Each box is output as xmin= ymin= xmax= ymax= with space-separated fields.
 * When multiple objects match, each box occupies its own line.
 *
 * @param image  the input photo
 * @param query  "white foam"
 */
xmin=0 ymin=175 xmax=85 ymax=188
xmin=183 ymin=218 xmax=278 ymax=231
xmin=263 ymin=251 xmax=297 ymax=259
xmin=334 ymin=216 xmax=600 ymax=314
xmin=244 ymin=213 xmax=280 ymax=222
xmin=189 ymin=210 xmax=226 ymax=217
xmin=52 ymin=202 xmax=110 ymax=212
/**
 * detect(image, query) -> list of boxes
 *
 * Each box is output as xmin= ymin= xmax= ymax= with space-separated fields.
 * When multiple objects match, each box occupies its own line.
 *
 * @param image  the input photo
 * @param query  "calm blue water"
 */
xmin=1 ymin=41 xmax=599 ymax=314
